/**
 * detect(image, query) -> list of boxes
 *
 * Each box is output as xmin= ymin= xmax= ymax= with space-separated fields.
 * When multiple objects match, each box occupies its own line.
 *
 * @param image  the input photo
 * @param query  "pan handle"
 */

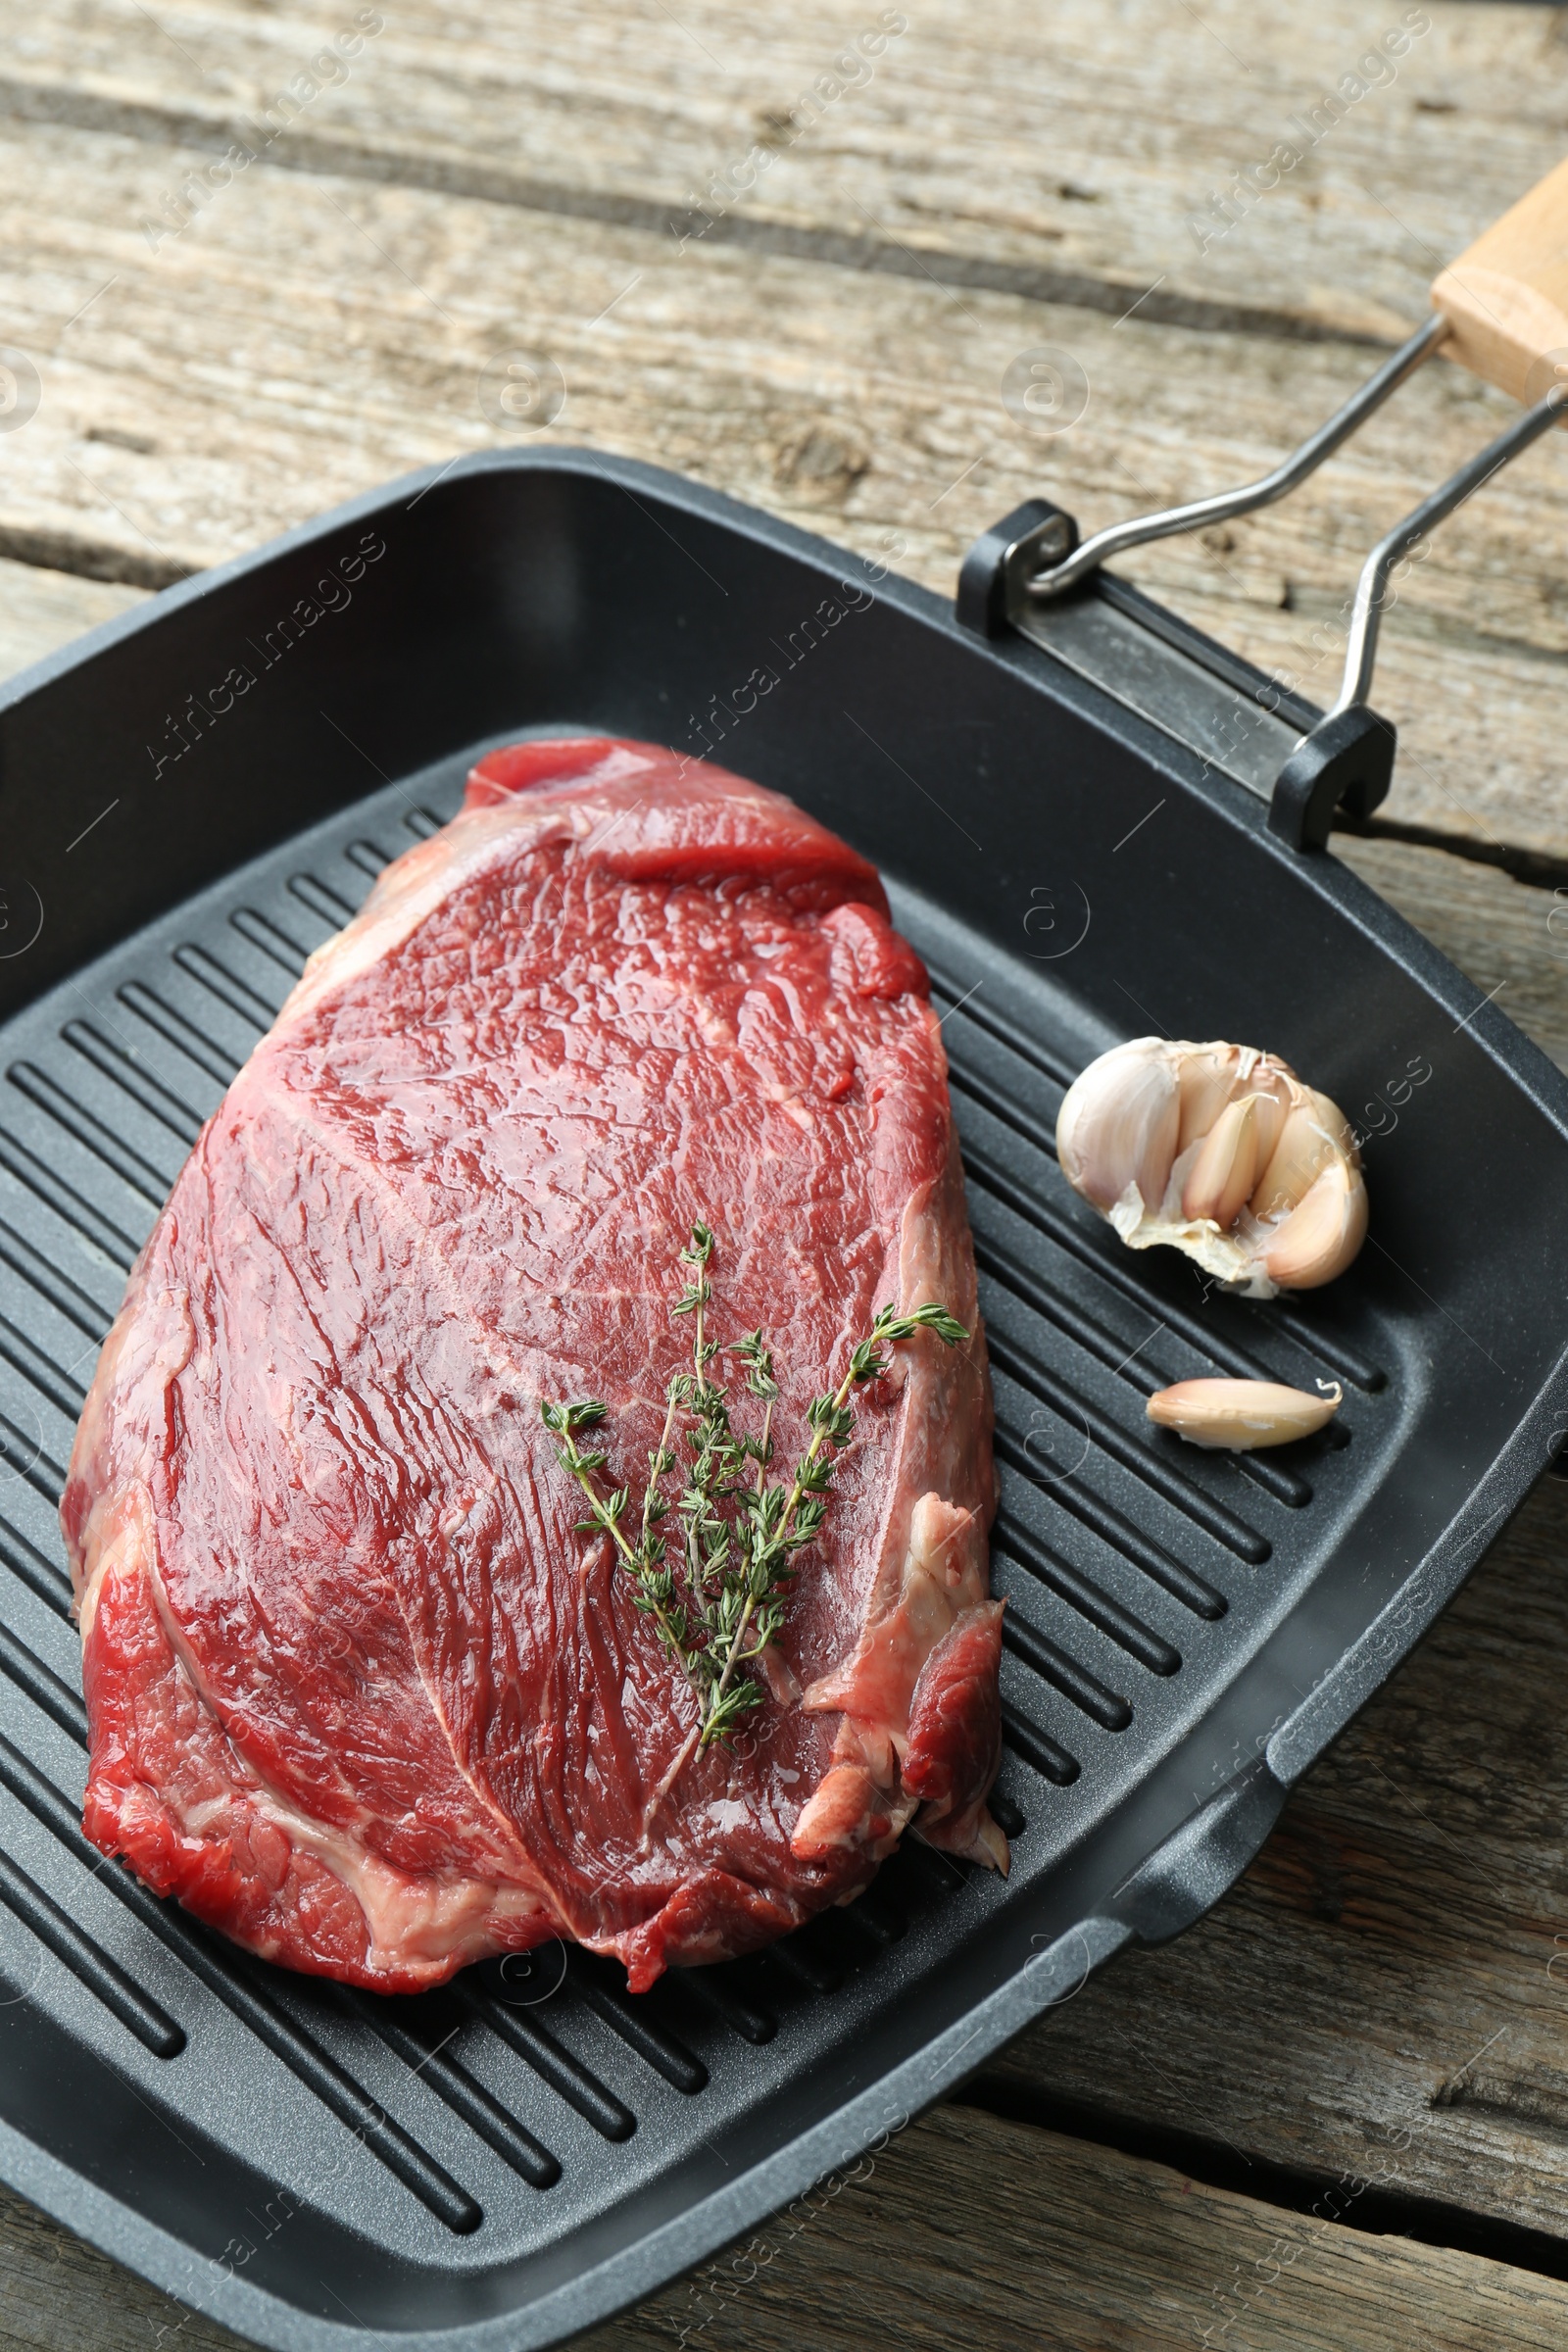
xmin=1431 ymin=155 xmax=1568 ymax=407
xmin=1268 ymin=375 xmax=1566 ymax=848
xmin=1007 ymin=159 xmax=1568 ymax=612
xmin=998 ymin=315 xmax=1446 ymax=610
xmin=1319 ymin=383 xmax=1567 ymax=726
xmin=1267 ymin=166 xmax=1568 ymax=839
xmin=1002 ymin=316 xmax=1446 ymax=611
xmin=974 ymin=161 xmax=1568 ymax=849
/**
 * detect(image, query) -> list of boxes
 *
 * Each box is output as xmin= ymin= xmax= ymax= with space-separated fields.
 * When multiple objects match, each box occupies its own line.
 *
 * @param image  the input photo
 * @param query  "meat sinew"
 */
xmin=63 ymin=737 xmax=1003 ymax=1994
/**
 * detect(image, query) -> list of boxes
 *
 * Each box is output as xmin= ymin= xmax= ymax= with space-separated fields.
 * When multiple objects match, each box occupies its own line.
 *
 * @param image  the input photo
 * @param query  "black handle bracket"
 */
xmin=957 ymin=503 xmax=1396 ymax=852
xmin=1269 ymin=707 xmax=1396 ymax=851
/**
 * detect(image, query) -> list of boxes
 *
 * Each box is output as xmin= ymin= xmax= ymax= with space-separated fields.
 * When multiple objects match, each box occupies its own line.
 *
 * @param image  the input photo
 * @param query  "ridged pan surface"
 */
xmin=0 ymin=451 xmax=1564 ymax=2351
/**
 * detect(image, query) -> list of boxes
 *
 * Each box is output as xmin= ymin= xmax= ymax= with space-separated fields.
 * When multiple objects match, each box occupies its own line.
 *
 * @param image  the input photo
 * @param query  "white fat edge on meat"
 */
xmin=793 ymin=1130 xmax=1002 ymax=1868
xmin=74 ymin=1476 xmax=157 ymax=1651
xmin=238 ymin=1777 xmax=564 ymax=1974
xmin=71 ymin=1268 xmax=194 ymax=1621
xmin=84 ymin=1477 xmax=571 ymax=1970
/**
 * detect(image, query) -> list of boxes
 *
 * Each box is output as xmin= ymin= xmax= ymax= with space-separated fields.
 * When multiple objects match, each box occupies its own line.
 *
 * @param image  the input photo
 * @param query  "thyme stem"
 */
xmin=542 ymin=1227 xmax=968 ymax=1751
xmin=706 ymin=1356 xmax=858 ymax=1719
xmin=644 ymin=1383 xmax=682 ymax=1552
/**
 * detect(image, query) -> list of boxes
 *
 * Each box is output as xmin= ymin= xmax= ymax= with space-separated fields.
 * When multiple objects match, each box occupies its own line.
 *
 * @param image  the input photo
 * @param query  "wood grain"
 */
xmin=0 ymin=558 xmax=144 ymax=676
xmin=982 ymin=1472 xmax=1568 ymax=2247
xmin=11 ymin=2104 xmax=1568 ymax=2352
xmin=0 ymin=111 xmax=1565 ymax=853
xmin=1335 ymin=833 xmax=1568 ymax=1068
xmin=7 ymin=0 xmax=1568 ymax=340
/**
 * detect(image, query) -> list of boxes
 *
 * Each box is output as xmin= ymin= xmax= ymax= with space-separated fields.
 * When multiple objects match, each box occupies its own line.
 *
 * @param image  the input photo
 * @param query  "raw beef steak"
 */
xmin=64 ymin=737 xmax=1002 ymax=1994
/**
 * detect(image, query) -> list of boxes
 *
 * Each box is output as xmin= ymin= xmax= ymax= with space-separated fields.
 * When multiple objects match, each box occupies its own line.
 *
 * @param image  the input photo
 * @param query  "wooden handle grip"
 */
xmin=1431 ymin=157 xmax=1568 ymax=405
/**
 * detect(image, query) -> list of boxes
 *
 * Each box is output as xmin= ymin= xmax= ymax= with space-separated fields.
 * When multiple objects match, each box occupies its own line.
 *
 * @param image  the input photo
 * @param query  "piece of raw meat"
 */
xmin=63 ymin=736 xmax=1003 ymax=1994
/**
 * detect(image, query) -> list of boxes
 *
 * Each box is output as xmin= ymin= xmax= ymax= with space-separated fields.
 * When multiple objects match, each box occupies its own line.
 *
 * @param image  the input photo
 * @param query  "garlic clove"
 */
xmin=1261 ymin=1156 xmax=1368 ymax=1289
xmin=1147 ymin=1377 xmax=1343 ymax=1450
xmin=1181 ymin=1093 xmax=1260 ymax=1228
xmin=1312 ymin=1088 xmax=1357 ymax=1164
xmin=1250 ymin=1091 xmax=1335 ymax=1223
xmin=1055 ymin=1039 xmax=1180 ymax=1214
xmin=1175 ymin=1047 xmax=1242 ymax=1152
xmin=1247 ymin=1068 xmax=1291 ymax=1171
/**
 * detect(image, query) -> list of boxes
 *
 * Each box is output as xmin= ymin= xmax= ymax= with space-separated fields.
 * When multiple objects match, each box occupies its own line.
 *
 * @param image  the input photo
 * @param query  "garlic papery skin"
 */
xmin=1055 ymin=1038 xmax=1367 ymax=1298
xmin=1147 ymin=1378 xmax=1343 ymax=1450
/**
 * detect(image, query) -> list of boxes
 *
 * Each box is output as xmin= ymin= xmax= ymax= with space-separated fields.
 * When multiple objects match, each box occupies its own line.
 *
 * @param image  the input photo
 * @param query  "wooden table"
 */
xmin=3 ymin=3 xmax=1568 ymax=2343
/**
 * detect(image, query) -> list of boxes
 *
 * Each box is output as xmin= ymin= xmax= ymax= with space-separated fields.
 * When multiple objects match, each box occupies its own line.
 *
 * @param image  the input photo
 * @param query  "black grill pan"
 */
xmin=1 ymin=448 xmax=1565 ymax=2351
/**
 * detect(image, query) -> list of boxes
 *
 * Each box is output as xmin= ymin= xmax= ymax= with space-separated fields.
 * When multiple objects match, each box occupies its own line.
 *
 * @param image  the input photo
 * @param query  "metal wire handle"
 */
xmin=1022 ymin=313 xmax=1451 ymax=605
xmin=1328 ymin=380 xmax=1568 ymax=718
xmin=1019 ymin=310 xmax=1567 ymax=726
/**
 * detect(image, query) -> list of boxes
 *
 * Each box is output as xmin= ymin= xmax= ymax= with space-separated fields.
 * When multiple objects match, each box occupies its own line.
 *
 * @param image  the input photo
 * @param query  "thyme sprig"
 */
xmin=542 ymin=1224 xmax=967 ymax=1749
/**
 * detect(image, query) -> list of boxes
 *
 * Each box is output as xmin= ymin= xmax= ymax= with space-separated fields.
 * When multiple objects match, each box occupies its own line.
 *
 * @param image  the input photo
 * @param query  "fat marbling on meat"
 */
xmin=63 ymin=736 xmax=1004 ymax=1993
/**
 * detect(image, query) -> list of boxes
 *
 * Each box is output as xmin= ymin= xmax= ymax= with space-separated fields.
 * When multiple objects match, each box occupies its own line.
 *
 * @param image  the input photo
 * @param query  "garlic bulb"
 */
xmin=1055 ymin=1038 xmax=1366 ymax=1298
xmin=1148 ymin=1378 xmax=1343 ymax=1450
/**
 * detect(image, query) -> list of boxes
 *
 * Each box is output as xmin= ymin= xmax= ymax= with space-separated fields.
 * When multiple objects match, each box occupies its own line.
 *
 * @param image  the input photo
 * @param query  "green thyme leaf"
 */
xmin=542 ymin=1230 xmax=966 ymax=1753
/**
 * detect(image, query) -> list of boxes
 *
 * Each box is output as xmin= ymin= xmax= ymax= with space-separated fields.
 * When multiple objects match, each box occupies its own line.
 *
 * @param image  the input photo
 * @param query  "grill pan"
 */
xmin=0 ymin=435 xmax=1566 ymax=2352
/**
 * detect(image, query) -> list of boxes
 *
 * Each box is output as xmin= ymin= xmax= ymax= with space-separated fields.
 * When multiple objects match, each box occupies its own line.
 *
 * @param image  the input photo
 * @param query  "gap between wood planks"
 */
xmin=1344 ymin=815 xmax=1568 ymax=894
xmin=955 ymin=2079 xmax=1568 ymax=2287
xmin=0 ymin=142 xmax=1556 ymax=875
xmin=4 ymin=3 xmax=1566 ymax=866
xmin=0 ymin=74 xmax=1404 ymax=352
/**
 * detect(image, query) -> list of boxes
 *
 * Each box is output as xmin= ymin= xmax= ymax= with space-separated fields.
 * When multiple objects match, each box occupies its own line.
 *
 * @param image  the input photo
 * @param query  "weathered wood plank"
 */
xmin=10 ymin=2102 xmax=1568 ymax=2352
xmin=0 ymin=558 xmax=144 ymax=678
xmin=1334 ymin=833 xmax=1568 ymax=1069
xmin=0 ymin=117 xmax=1565 ymax=854
xmin=6 ymin=0 xmax=1567 ymax=342
xmin=982 ymin=1470 xmax=1568 ymax=2248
